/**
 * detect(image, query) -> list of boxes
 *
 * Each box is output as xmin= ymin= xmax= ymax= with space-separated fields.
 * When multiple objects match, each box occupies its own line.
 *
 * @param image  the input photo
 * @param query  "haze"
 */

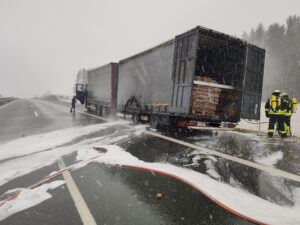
xmin=0 ymin=0 xmax=299 ymax=98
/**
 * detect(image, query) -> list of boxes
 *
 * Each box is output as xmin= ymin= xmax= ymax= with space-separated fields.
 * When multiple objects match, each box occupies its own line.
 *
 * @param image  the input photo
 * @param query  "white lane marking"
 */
xmin=145 ymin=131 xmax=300 ymax=183
xmin=40 ymin=100 xmax=300 ymax=183
xmin=58 ymin=158 xmax=97 ymax=225
xmin=0 ymin=99 xmax=19 ymax=111
xmin=34 ymin=111 xmax=39 ymax=117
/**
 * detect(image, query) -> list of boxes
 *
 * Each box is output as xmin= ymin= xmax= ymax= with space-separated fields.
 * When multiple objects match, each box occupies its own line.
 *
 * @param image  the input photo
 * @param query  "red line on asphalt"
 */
xmin=0 ymin=156 xmax=101 ymax=207
xmin=123 ymin=164 xmax=268 ymax=225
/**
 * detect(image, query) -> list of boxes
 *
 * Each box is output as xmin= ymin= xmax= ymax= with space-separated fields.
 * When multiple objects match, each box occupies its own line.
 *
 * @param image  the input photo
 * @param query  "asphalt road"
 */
xmin=0 ymin=99 xmax=101 ymax=143
xmin=0 ymin=99 xmax=298 ymax=225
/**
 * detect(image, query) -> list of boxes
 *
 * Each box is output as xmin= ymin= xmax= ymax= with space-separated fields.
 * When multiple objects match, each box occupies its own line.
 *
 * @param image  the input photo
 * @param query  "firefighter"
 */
xmin=281 ymin=92 xmax=297 ymax=136
xmin=280 ymin=92 xmax=292 ymax=136
xmin=265 ymin=90 xmax=286 ymax=138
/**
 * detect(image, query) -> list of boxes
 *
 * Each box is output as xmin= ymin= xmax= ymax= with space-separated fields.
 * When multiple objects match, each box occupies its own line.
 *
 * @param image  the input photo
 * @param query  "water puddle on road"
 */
xmin=121 ymin=131 xmax=300 ymax=207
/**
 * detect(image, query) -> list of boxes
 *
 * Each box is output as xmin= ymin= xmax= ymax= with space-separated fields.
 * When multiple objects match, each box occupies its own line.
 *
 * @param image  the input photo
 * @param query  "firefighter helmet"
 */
xmin=272 ymin=90 xmax=281 ymax=97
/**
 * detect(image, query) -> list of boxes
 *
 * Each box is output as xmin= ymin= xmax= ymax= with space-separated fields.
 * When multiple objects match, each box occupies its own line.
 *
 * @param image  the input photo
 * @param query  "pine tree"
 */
xmin=243 ymin=15 xmax=300 ymax=99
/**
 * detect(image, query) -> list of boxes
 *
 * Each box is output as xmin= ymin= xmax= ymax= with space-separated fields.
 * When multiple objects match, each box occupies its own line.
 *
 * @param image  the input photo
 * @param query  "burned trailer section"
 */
xmin=82 ymin=63 xmax=118 ymax=117
xmin=192 ymin=28 xmax=246 ymax=123
xmin=118 ymin=40 xmax=175 ymax=124
xmin=170 ymin=27 xmax=265 ymax=125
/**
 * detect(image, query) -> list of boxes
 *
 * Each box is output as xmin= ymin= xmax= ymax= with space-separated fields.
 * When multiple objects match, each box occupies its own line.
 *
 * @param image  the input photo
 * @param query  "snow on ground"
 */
xmin=237 ymin=103 xmax=300 ymax=137
xmin=0 ymin=180 xmax=65 ymax=221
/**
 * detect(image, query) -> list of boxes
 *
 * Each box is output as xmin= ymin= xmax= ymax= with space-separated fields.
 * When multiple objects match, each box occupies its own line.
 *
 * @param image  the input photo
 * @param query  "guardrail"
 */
xmin=0 ymin=97 xmax=17 ymax=106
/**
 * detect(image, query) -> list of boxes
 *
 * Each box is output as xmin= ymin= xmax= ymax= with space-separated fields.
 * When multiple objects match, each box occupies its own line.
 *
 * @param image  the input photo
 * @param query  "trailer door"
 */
xmin=241 ymin=44 xmax=265 ymax=120
xmin=170 ymin=29 xmax=199 ymax=114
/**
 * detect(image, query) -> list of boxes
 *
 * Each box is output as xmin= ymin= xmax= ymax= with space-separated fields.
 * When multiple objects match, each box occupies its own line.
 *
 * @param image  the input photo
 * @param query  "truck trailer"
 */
xmin=76 ymin=26 xmax=265 ymax=129
xmin=76 ymin=63 xmax=118 ymax=116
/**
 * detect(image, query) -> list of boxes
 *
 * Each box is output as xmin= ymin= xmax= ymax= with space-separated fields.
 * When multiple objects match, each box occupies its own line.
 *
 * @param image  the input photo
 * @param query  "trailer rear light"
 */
xmin=187 ymin=121 xmax=197 ymax=126
xmin=176 ymin=120 xmax=188 ymax=127
xmin=223 ymin=123 xmax=236 ymax=128
xmin=228 ymin=123 xmax=236 ymax=128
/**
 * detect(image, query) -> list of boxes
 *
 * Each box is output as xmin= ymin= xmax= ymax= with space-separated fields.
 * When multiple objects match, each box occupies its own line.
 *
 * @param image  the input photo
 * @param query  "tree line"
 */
xmin=242 ymin=15 xmax=300 ymax=100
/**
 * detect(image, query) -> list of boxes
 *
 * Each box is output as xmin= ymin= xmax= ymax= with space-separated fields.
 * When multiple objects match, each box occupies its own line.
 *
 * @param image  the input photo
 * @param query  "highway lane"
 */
xmin=0 ymin=99 xmax=102 ymax=143
xmin=0 ymin=99 xmax=295 ymax=224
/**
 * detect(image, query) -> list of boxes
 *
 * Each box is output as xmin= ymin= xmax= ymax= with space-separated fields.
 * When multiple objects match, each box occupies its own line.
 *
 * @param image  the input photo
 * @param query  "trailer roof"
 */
xmin=87 ymin=62 xmax=117 ymax=73
xmin=119 ymin=39 xmax=174 ymax=64
xmin=195 ymin=25 xmax=247 ymax=43
xmin=119 ymin=25 xmax=251 ymax=64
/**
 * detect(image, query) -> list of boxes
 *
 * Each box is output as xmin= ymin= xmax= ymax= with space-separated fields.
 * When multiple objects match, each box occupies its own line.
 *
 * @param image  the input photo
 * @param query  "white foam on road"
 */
xmin=0 ymin=180 xmax=65 ymax=221
xmin=255 ymin=151 xmax=283 ymax=166
xmin=0 ymin=120 xmax=129 ymax=161
xmin=0 ymin=121 xmax=133 ymax=187
xmin=1 ymin=113 xmax=299 ymax=224
xmin=0 ymin=123 xmax=143 ymax=221
xmin=76 ymin=144 xmax=300 ymax=225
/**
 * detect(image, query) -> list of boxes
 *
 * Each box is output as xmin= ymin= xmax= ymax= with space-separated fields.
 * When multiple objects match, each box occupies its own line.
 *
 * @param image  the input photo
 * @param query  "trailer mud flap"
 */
xmin=241 ymin=44 xmax=265 ymax=120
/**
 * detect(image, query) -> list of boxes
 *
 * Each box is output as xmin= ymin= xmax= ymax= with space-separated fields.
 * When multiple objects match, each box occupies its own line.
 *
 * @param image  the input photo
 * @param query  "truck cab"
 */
xmin=75 ymin=84 xmax=87 ymax=105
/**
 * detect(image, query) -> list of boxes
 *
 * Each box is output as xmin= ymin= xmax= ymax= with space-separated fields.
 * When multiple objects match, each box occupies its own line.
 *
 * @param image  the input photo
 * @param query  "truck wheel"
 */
xmin=87 ymin=105 xmax=91 ymax=112
xmin=150 ymin=115 xmax=159 ymax=129
xmin=132 ymin=114 xmax=140 ymax=124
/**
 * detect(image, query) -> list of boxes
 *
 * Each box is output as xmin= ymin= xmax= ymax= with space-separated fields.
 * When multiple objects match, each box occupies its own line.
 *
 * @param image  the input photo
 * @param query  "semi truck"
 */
xmin=76 ymin=26 xmax=265 ymax=129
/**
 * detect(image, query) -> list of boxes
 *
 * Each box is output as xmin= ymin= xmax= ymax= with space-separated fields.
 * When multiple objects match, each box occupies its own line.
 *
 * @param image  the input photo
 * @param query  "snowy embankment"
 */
xmin=0 ymin=122 xmax=299 ymax=224
xmin=237 ymin=103 xmax=300 ymax=137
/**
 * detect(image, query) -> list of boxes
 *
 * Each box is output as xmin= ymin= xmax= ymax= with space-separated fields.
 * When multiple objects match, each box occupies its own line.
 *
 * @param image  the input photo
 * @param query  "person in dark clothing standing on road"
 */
xmin=265 ymin=90 xmax=287 ymax=138
xmin=70 ymin=96 xmax=76 ymax=113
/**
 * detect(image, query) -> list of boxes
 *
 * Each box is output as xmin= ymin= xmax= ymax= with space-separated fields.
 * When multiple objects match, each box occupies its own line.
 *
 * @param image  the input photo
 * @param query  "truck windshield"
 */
xmin=76 ymin=84 xmax=85 ymax=92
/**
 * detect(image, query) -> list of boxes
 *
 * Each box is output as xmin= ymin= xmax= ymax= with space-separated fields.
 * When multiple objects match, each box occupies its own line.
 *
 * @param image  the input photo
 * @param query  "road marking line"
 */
xmin=58 ymin=158 xmax=97 ymax=225
xmin=0 ymin=99 xmax=18 ymax=110
xmin=42 ymin=100 xmax=300 ymax=183
xmin=145 ymin=131 xmax=300 ymax=183
xmin=38 ymin=100 xmax=107 ymax=121
xmin=34 ymin=111 xmax=39 ymax=117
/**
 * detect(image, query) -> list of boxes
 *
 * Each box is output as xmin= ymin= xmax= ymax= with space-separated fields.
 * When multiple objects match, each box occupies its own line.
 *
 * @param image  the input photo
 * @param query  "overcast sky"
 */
xmin=0 ymin=0 xmax=299 ymax=98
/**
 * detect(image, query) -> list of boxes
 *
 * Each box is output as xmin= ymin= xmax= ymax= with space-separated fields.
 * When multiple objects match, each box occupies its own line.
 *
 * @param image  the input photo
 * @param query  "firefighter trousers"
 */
xmin=268 ymin=115 xmax=286 ymax=137
xmin=283 ymin=116 xmax=291 ymax=136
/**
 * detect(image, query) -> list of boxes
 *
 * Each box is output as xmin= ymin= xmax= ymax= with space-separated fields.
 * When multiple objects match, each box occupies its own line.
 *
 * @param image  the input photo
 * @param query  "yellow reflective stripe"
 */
xmin=285 ymin=111 xmax=292 ymax=116
xmin=268 ymin=129 xmax=274 ymax=132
